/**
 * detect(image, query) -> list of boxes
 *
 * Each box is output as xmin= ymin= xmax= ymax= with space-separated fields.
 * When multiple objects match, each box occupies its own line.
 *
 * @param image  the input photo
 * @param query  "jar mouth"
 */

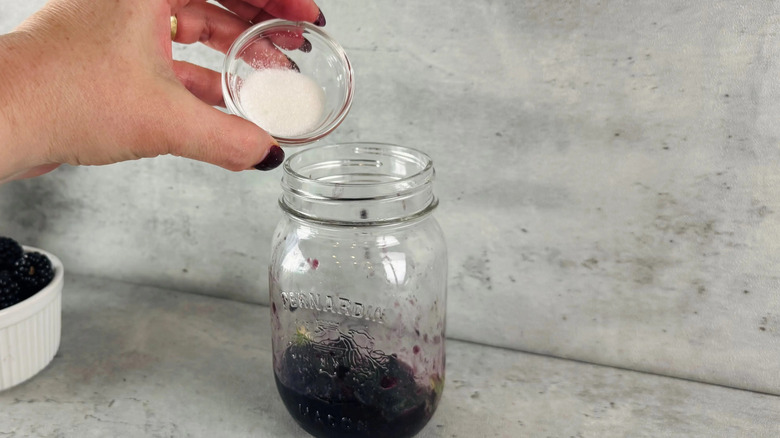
xmin=280 ymin=143 xmax=437 ymax=225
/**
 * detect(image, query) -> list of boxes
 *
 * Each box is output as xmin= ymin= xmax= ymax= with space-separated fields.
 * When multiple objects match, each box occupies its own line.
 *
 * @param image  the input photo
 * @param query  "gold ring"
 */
xmin=170 ymin=15 xmax=178 ymax=40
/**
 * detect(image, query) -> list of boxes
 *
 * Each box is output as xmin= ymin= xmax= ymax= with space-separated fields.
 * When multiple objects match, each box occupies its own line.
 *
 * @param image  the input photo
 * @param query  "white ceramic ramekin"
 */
xmin=0 ymin=247 xmax=63 ymax=391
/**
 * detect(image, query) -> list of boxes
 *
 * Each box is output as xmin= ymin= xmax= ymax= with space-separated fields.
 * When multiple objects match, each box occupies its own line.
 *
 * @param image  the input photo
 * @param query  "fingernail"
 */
xmin=314 ymin=9 xmax=326 ymax=26
xmin=286 ymin=55 xmax=300 ymax=72
xmin=300 ymin=38 xmax=312 ymax=53
xmin=255 ymin=146 xmax=285 ymax=171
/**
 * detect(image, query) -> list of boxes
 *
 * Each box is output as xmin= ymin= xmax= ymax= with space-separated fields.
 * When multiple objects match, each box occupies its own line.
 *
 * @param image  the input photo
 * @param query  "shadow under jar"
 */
xmin=269 ymin=143 xmax=447 ymax=438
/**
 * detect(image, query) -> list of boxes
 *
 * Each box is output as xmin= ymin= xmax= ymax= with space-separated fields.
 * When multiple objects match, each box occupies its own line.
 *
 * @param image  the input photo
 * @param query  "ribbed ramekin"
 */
xmin=0 ymin=247 xmax=63 ymax=391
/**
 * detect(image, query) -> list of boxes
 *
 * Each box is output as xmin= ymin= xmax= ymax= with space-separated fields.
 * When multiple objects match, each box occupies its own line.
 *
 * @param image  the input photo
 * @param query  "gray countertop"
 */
xmin=0 ymin=274 xmax=778 ymax=437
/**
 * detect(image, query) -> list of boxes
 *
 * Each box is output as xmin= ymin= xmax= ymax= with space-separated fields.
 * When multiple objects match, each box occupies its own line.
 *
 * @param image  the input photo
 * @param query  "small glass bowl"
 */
xmin=222 ymin=19 xmax=355 ymax=146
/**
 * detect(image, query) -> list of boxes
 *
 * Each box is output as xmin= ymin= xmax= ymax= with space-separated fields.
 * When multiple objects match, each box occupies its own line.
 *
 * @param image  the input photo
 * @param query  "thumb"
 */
xmin=163 ymin=89 xmax=285 ymax=172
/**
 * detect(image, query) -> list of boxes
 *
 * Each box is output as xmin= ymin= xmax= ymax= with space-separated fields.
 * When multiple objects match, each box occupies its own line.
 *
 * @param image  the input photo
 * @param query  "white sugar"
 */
xmin=239 ymin=68 xmax=325 ymax=137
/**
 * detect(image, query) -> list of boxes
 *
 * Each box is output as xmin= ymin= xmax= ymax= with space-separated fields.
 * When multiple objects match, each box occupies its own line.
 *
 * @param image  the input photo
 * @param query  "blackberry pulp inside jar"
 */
xmin=274 ymin=333 xmax=442 ymax=438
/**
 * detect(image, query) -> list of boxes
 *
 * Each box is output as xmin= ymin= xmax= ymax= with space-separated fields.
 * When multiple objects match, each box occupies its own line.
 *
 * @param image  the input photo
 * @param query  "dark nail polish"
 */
xmin=287 ymin=56 xmax=301 ymax=73
xmin=255 ymin=146 xmax=285 ymax=171
xmin=314 ymin=9 xmax=326 ymax=26
xmin=300 ymin=38 xmax=312 ymax=53
xmin=286 ymin=55 xmax=300 ymax=72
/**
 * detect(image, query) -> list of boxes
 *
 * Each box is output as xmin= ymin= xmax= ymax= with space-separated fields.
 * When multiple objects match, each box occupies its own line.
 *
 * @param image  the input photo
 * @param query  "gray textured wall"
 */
xmin=3 ymin=1 xmax=780 ymax=394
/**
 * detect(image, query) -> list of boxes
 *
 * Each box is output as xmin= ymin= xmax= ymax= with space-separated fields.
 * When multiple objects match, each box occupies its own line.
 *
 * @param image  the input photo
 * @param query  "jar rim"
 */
xmin=282 ymin=142 xmax=434 ymax=192
xmin=279 ymin=142 xmax=438 ymax=225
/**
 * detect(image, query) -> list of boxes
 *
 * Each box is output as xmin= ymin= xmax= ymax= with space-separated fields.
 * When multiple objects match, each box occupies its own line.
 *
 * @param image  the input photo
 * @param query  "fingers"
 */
xmin=172 ymin=61 xmax=224 ymax=107
xmin=173 ymin=1 xmax=251 ymax=54
xmin=159 ymin=0 xmax=323 ymax=173
xmin=174 ymin=1 xmax=299 ymax=66
xmin=258 ymin=0 xmax=322 ymax=23
xmin=215 ymin=0 xmax=322 ymax=24
xmin=2 ymin=164 xmax=61 ymax=183
xmin=206 ymin=0 xmax=312 ymax=52
xmin=265 ymin=27 xmax=306 ymax=51
xmin=213 ymin=0 xmax=264 ymax=22
xmin=163 ymin=88 xmax=282 ymax=171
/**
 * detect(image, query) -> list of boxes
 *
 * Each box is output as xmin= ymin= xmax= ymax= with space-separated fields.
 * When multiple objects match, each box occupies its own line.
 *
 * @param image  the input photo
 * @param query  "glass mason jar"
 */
xmin=269 ymin=143 xmax=447 ymax=438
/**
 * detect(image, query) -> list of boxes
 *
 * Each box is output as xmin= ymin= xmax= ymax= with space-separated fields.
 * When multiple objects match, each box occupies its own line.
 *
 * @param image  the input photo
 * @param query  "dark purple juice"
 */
xmin=274 ymin=341 xmax=441 ymax=438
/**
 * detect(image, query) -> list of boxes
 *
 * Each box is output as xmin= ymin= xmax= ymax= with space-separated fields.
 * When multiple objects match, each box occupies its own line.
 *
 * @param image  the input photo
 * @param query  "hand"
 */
xmin=0 ymin=0 xmax=324 ymax=183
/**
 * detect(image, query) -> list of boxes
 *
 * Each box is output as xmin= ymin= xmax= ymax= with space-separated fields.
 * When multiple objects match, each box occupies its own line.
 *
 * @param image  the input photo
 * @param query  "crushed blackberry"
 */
xmin=276 ymin=341 xmax=440 ymax=438
xmin=13 ymin=252 xmax=54 ymax=298
xmin=0 ymin=271 xmax=22 ymax=310
xmin=0 ymin=237 xmax=23 ymax=271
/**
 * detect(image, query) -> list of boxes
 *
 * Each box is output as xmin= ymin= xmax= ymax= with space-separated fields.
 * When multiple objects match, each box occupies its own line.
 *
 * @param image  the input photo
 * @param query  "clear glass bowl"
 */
xmin=222 ymin=19 xmax=355 ymax=146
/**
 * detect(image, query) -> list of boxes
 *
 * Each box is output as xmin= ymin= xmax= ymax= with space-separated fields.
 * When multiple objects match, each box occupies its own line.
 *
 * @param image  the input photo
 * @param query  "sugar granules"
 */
xmin=239 ymin=68 xmax=325 ymax=137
